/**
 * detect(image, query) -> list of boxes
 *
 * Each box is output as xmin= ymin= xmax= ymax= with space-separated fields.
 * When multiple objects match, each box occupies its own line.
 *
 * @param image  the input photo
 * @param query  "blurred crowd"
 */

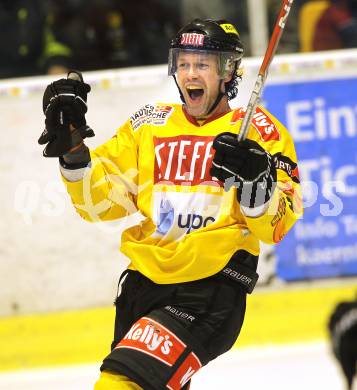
xmin=1 ymin=0 xmax=357 ymax=79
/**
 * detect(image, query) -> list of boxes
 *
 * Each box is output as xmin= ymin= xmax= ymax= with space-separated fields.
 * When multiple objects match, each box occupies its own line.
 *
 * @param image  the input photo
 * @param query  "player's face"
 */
xmin=176 ymin=51 xmax=226 ymax=118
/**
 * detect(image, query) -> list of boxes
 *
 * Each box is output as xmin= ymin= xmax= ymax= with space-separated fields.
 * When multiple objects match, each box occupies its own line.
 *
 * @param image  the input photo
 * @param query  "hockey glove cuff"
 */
xmin=59 ymin=128 xmax=91 ymax=170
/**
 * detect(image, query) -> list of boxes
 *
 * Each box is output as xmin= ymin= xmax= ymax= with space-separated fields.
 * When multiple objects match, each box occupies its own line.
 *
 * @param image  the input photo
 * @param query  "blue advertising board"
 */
xmin=263 ymin=77 xmax=357 ymax=280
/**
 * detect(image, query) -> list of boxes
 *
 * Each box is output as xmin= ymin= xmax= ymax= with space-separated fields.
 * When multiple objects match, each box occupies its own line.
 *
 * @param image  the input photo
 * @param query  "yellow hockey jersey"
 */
xmin=62 ymin=103 xmax=303 ymax=284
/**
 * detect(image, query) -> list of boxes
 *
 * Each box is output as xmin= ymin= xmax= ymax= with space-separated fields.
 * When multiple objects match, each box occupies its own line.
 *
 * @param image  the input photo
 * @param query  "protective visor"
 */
xmin=168 ymin=48 xmax=242 ymax=78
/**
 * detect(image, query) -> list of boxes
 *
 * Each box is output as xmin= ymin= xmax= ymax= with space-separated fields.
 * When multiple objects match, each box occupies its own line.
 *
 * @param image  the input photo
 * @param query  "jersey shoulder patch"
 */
xmin=129 ymin=103 xmax=175 ymax=131
xmin=273 ymin=152 xmax=300 ymax=183
xmin=231 ymin=107 xmax=280 ymax=142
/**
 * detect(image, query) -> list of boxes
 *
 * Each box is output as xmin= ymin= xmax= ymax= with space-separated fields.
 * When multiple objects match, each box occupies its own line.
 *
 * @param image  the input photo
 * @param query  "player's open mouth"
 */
xmin=186 ymin=86 xmax=204 ymax=102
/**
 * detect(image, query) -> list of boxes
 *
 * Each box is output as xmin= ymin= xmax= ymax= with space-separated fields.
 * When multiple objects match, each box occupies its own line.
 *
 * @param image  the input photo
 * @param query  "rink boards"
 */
xmin=0 ymin=281 xmax=356 ymax=371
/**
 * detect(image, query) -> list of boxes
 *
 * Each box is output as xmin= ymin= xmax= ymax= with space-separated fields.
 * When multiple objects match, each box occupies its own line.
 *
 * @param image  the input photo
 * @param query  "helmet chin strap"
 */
xmin=206 ymin=80 xmax=225 ymax=116
xmin=172 ymin=76 xmax=225 ymax=118
xmin=173 ymin=75 xmax=185 ymax=103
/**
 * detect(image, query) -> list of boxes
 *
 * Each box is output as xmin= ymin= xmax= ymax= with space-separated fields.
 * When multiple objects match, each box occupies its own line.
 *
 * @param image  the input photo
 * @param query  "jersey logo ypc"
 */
xmin=157 ymin=199 xmax=175 ymax=235
xmin=178 ymin=213 xmax=215 ymax=233
xmin=156 ymin=199 xmax=216 ymax=236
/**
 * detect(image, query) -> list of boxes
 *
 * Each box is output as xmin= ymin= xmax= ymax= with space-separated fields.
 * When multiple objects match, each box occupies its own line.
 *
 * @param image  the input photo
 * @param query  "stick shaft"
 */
xmin=238 ymin=0 xmax=294 ymax=141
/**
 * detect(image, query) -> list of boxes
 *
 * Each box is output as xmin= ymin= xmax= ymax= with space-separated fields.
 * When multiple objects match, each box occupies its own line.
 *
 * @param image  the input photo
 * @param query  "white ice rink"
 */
xmin=0 ymin=341 xmax=350 ymax=390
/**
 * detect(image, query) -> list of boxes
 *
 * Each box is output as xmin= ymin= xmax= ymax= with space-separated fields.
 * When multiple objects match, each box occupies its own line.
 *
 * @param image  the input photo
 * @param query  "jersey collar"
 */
xmin=182 ymin=105 xmax=232 ymax=126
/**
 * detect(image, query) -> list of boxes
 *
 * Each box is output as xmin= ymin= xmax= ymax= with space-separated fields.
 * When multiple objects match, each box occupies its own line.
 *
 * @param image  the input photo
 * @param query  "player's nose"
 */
xmin=186 ymin=64 xmax=199 ymax=79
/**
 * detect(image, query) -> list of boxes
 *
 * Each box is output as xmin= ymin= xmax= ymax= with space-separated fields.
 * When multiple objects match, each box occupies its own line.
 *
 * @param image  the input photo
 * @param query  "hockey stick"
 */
xmin=237 ymin=0 xmax=294 ymax=141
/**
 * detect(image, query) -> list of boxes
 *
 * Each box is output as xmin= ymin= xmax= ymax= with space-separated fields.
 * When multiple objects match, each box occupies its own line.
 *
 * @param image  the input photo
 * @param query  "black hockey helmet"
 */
xmin=168 ymin=18 xmax=244 ymax=79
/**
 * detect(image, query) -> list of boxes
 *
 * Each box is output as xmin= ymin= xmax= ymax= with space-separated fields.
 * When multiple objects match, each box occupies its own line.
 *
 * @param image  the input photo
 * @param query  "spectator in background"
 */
xmin=49 ymin=0 xmax=130 ymax=71
xmin=49 ymin=0 xmax=180 ymax=71
xmin=298 ymin=0 xmax=330 ymax=52
xmin=269 ymin=0 xmax=302 ymax=53
xmin=0 ymin=0 xmax=71 ymax=79
xmin=313 ymin=0 xmax=357 ymax=50
xmin=181 ymin=0 xmax=301 ymax=55
xmin=328 ymin=297 xmax=357 ymax=389
xmin=121 ymin=0 xmax=181 ymax=65
xmin=180 ymin=0 xmax=250 ymax=54
xmin=180 ymin=0 xmax=246 ymax=29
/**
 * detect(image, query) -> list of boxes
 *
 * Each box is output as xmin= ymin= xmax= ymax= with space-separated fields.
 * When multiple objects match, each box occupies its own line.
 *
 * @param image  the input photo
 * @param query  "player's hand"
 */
xmin=210 ymin=132 xmax=277 ymax=208
xmin=38 ymin=70 xmax=95 ymax=157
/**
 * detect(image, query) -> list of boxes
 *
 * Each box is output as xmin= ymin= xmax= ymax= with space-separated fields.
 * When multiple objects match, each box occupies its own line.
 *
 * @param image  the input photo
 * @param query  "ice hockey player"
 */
xmin=39 ymin=18 xmax=303 ymax=390
xmin=329 ymin=297 xmax=357 ymax=389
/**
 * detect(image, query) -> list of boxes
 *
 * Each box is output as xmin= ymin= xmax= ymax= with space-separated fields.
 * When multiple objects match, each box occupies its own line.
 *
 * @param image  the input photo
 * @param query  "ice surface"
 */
xmin=0 ymin=342 xmax=348 ymax=390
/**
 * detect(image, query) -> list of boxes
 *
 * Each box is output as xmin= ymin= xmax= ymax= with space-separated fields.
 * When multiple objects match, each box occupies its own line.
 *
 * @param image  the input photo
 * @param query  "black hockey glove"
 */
xmin=38 ymin=70 xmax=95 ymax=157
xmin=328 ymin=300 xmax=357 ymax=389
xmin=210 ymin=132 xmax=277 ymax=208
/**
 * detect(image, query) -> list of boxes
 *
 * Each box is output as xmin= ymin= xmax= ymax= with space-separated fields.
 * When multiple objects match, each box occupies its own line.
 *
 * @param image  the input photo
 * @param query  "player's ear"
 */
xmin=223 ymin=64 xmax=243 ymax=84
xmin=221 ymin=71 xmax=234 ymax=94
xmin=223 ymin=70 xmax=233 ymax=83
